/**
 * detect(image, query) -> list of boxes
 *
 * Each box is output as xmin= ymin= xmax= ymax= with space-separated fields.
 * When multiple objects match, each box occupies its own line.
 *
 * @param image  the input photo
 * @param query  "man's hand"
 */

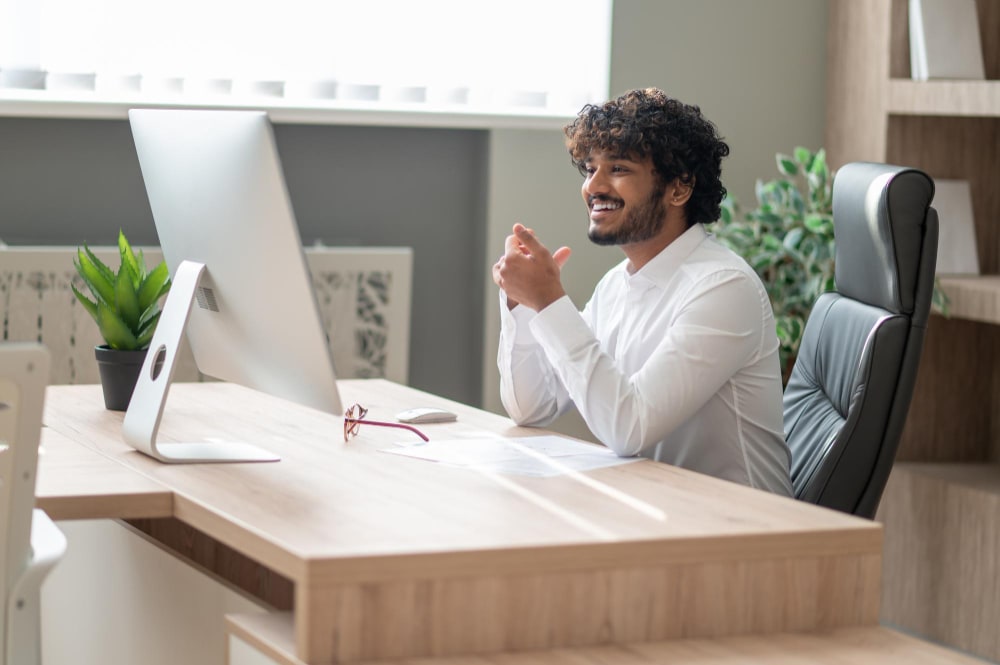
xmin=492 ymin=223 xmax=571 ymax=311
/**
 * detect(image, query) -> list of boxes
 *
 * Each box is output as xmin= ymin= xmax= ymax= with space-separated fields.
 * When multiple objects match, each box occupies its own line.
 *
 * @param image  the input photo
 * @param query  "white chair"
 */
xmin=0 ymin=343 xmax=66 ymax=665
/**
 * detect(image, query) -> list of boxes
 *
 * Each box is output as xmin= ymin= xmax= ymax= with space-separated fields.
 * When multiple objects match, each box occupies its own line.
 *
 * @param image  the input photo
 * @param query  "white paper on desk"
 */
xmin=385 ymin=434 xmax=640 ymax=476
xmin=476 ymin=451 xmax=639 ymax=477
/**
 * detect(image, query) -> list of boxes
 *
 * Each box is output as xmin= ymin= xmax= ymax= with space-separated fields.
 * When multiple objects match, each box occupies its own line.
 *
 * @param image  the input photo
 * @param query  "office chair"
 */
xmin=0 ymin=344 xmax=66 ymax=665
xmin=783 ymin=162 xmax=937 ymax=518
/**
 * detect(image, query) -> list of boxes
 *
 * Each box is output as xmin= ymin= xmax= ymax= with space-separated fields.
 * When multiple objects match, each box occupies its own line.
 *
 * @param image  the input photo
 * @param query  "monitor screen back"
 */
xmin=129 ymin=108 xmax=342 ymax=414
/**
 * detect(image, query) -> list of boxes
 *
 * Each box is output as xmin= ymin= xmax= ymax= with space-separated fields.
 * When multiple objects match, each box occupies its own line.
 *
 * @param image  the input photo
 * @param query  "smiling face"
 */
xmin=582 ymin=150 xmax=671 ymax=247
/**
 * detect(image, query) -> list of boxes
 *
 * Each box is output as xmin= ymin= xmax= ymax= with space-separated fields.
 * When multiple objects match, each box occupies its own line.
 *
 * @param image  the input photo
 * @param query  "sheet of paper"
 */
xmin=384 ymin=434 xmax=640 ymax=476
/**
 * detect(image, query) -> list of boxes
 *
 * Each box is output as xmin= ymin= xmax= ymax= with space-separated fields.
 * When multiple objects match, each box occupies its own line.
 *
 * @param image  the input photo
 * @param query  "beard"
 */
xmin=587 ymin=181 xmax=668 ymax=246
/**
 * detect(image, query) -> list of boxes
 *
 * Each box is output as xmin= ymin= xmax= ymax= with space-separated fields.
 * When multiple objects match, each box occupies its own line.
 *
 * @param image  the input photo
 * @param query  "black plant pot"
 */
xmin=94 ymin=345 xmax=147 ymax=411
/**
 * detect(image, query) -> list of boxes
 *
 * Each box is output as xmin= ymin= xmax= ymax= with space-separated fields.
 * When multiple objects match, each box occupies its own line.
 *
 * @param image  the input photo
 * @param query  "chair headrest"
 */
xmin=832 ymin=162 xmax=935 ymax=315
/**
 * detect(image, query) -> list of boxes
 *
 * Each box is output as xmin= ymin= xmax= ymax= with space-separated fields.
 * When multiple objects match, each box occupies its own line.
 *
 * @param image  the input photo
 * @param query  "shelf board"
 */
xmin=893 ymin=462 xmax=1000 ymax=496
xmin=887 ymin=79 xmax=1000 ymax=117
xmin=937 ymin=275 xmax=1000 ymax=324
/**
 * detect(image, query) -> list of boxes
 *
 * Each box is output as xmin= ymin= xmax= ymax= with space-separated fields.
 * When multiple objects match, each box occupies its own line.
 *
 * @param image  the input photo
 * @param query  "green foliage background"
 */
xmin=713 ymin=147 xmax=948 ymax=382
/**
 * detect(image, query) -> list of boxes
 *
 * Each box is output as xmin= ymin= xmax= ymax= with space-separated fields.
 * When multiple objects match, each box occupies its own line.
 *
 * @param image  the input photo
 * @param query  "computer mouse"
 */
xmin=395 ymin=407 xmax=458 ymax=424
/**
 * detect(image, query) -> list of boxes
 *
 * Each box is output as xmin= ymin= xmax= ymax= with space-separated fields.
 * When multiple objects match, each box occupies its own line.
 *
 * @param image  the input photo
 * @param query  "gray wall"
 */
xmin=610 ymin=0 xmax=829 ymax=207
xmin=0 ymin=1 xmax=829 ymax=414
xmin=0 ymin=117 xmax=489 ymax=404
xmin=480 ymin=0 xmax=829 ymax=440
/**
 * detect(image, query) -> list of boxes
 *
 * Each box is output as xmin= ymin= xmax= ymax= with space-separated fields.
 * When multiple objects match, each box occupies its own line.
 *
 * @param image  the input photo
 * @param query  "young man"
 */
xmin=492 ymin=88 xmax=792 ymax=495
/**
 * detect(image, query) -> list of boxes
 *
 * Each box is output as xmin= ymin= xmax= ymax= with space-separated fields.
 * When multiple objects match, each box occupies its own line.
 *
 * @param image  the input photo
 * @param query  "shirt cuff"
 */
xmin=528 ymin=295 xmax=592 ymax=357
xmin=499 ymin=291 xmax=540 ymax=346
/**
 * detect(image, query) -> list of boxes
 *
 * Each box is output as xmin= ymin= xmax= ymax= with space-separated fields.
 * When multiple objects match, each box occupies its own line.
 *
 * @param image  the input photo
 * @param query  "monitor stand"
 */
xmin=122 ymin=260 xmax=280 ymax=463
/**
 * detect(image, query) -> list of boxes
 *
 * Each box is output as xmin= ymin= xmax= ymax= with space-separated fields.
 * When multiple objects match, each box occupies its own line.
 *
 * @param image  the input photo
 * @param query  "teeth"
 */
xmin=592 ymin=200 xmax=622 ymax=211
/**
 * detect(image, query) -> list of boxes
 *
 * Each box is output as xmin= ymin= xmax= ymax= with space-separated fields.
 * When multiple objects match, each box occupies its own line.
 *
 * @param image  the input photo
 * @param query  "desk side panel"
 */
xmin=296 ymin=552 xmax=882 ymax=663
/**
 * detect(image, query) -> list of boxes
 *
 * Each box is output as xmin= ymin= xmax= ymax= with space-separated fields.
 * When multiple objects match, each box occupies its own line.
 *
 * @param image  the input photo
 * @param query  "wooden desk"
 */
xmin=39 ymin=380 xmax=882 ymax=664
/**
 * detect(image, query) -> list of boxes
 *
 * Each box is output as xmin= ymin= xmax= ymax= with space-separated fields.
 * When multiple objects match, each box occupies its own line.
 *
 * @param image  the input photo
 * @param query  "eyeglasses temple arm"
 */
xmin=353 ymin=418 xmax=430 ymax=442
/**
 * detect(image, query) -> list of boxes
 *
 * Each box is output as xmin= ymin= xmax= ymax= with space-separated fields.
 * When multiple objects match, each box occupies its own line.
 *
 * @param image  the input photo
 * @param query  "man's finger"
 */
xmin=513 ymin=223 xmax=548 ymax=255
xmin=553 ymin=246 xmax=572 ymax=269
xmin=504 ymin=233 xmax=522 ymax=255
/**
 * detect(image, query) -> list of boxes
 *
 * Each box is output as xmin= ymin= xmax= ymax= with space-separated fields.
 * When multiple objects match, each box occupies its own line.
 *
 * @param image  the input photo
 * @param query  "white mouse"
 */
xmin=395 ymin=407 xmax=458 ymax=424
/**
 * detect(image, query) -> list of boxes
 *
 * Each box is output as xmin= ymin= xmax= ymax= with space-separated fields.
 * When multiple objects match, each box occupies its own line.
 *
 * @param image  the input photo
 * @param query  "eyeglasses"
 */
xmin=343 ymin=403 xmax=429 ymax=443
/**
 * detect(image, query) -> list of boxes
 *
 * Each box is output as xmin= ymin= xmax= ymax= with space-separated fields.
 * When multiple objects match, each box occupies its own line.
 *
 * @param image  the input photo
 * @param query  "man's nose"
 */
xmin=584 ymin=169 xmax=610 ymax=197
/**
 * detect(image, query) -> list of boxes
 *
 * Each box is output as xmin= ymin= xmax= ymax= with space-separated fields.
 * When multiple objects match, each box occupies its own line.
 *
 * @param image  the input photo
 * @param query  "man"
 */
xmin=492 ymin=88 xmax=792 ymax=495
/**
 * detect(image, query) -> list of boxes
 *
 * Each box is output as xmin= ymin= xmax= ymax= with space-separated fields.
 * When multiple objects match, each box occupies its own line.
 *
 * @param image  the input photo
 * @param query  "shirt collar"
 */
xmin=628 ymin=224 xmax=709 ymax=288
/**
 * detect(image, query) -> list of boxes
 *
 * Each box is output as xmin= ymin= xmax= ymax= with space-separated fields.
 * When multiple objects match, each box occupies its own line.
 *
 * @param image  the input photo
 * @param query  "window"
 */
xmin=0 ymin=0 xmax=613 ymax=125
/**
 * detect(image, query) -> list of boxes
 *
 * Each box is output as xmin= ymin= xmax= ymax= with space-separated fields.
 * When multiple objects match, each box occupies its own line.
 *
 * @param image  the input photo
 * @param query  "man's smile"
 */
xmin=589 ymin=197 xmax=623 ymax=220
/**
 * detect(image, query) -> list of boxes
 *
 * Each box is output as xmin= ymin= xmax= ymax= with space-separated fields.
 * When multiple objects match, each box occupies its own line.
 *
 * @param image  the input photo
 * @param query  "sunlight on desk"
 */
xmin=38 ymin=379 xmax=884 ymax=664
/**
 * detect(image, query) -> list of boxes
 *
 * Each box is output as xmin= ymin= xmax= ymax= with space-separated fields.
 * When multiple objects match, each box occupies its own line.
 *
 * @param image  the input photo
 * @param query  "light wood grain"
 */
xmin=294 ymin=553 xmax=881 ymax=663
xmin=226 ymin=613 xmax=985 ymax=665
xmin=878 ymin=462 xmax=1000 ymax=662
xmin=885 ymin=115 xmax=1000 ymax=274
xmin=126 ymin=517 xmax=294 ymax=611
xmin=862 ymin=0 xmax=1000 ymax=645
xmin=824 ymin=0 xmax=891 ymax=168
xmin=938 ymin=276 xmax=1000 ymax=324
xmin=898 ymin=315 xmax=999 ymax=462
xmin=41 ymin=382 xmax=881 ymax=582
xmin=888 ymin=80 xmax=1000 ymax=116
xmin=889 ymin=0 xmax=1000 ymax=80
xmin=35 ymin=427 xmax=173 ymax=519
xmin=42 ymin=381 xmax=882 ymax=664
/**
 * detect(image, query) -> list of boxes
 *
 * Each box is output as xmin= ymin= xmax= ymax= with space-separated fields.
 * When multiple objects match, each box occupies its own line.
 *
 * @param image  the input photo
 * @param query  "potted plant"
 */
xmin=72 ymin=230 xmax=171 ymax=410
xmin=713 ymin=147 xmax=949 ymax=383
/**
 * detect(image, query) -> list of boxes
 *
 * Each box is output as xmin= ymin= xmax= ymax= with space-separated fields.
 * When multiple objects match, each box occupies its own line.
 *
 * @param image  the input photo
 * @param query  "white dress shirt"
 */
xmin=498 ymin=224 xmax=792 ymax=495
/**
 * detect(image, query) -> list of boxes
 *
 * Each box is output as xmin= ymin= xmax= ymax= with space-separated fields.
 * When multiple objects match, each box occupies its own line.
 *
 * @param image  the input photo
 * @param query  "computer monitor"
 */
xmin=123 ymin=109 xmax=342 ymax=463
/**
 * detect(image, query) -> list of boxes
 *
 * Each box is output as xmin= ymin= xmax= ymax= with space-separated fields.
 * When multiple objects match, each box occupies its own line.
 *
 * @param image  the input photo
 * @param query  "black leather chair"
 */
xmin=783 ymin=162 xmax=938 ymax=518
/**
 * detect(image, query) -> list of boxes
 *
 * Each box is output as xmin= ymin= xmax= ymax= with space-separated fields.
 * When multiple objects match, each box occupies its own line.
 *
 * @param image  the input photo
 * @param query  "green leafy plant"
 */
xmin=714 ymin=147 xmax=949 ymax=382
xmin=72 ymin=230 xmax=171 ymax=351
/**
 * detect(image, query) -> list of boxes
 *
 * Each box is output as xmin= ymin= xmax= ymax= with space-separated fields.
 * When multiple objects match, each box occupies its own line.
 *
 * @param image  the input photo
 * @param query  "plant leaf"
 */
xmin=97 ymin=302 xmax=139 ymax=350
xmin=83 ymin=245 xmax=115 ymax=285
xmin=115 ymin=268 xmax=142 ymax=333
xmin=783 ymin=228 xmax=804 ymax=251
xmin=804 ymin=214 xmax=833 ymax=235
xmin=793 ymin=146 xmax=812 ymax=166
xmin=118 ymin=230 xmax=143 ymax=289
xmin=71 ymin=283 xmax=100 ymax=324
xmin=136 ymin=311 xmax=162 ymax=349
xmin=75 ymin=248 xmax=116 ymax=306
xmin=776 ymin=154 xmax=798 ymax=177
xmin=137 ymin=261 xmax=171 ymax=311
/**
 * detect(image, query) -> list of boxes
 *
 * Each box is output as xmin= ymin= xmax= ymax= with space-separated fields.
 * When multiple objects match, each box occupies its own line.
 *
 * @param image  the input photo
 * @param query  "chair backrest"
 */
xmin=0 ymin=343 xmax=65 ymax=665
xmin=783 ymin=162 xmax=937 ymax=518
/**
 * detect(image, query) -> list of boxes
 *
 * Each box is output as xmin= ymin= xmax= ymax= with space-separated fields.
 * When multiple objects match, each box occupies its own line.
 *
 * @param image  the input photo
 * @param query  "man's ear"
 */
xmin=668 ymin=177 xmax=695 ymax=207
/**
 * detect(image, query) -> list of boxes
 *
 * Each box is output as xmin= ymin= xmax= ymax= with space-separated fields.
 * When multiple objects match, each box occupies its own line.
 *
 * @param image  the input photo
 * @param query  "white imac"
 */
xmin=123 ymin=109 xmax=342 ymax=463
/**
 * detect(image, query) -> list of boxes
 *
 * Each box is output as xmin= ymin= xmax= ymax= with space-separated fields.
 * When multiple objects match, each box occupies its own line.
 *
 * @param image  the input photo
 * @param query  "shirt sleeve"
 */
xmin=528 ymin=270 xmax=766 ymax=457
xmin=496 ymin=291 xmax=573 ymax=426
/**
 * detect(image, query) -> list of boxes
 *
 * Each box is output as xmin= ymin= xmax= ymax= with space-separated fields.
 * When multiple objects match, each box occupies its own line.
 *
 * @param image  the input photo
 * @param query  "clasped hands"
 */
xmin=492 ymin=223 xmax=571 ymax=312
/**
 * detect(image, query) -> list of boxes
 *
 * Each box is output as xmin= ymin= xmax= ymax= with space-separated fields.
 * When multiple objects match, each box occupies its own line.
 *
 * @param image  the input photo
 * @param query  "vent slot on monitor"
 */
xmin=196 ymin=286 xmax=220 ymax=312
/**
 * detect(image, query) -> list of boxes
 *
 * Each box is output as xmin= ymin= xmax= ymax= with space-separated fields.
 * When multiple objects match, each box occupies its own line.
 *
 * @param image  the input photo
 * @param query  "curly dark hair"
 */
xmin=564 ymin=88 xmax=730 ymax=226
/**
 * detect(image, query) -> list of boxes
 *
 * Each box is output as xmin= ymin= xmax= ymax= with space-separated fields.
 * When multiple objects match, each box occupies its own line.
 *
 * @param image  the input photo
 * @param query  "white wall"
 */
xmin=610 ymin=0 xmax=829 ymax=207
xmin=481 ymin=0 xmax=829 ymax=441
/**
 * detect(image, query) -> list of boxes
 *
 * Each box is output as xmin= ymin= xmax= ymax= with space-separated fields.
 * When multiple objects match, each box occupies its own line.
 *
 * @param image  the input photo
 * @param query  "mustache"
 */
xmin=588 ymin=195 xmax=623 ymax=206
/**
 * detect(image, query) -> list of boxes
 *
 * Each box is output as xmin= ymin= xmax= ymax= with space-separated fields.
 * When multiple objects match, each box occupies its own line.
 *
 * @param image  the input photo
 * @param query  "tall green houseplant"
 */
xmin=714 ymin=147 xmax=948 ymax=382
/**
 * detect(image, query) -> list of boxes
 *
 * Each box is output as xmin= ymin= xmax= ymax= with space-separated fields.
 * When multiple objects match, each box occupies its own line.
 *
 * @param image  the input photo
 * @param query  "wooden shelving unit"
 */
xmin=826 ymin=0 xmax=1000 ymax=661
xmin=939 ymin=275 xmax=1000 ymax=324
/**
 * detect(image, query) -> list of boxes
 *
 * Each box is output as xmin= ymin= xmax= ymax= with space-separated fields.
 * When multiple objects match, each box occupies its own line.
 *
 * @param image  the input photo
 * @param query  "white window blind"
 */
xmin=0 ymin=0 xmax=613 ymax=122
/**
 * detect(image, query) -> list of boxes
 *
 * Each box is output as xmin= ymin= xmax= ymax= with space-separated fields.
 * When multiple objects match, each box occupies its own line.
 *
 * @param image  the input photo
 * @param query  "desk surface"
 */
xmin=39 ymin=380 xmax=883 ymax=664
